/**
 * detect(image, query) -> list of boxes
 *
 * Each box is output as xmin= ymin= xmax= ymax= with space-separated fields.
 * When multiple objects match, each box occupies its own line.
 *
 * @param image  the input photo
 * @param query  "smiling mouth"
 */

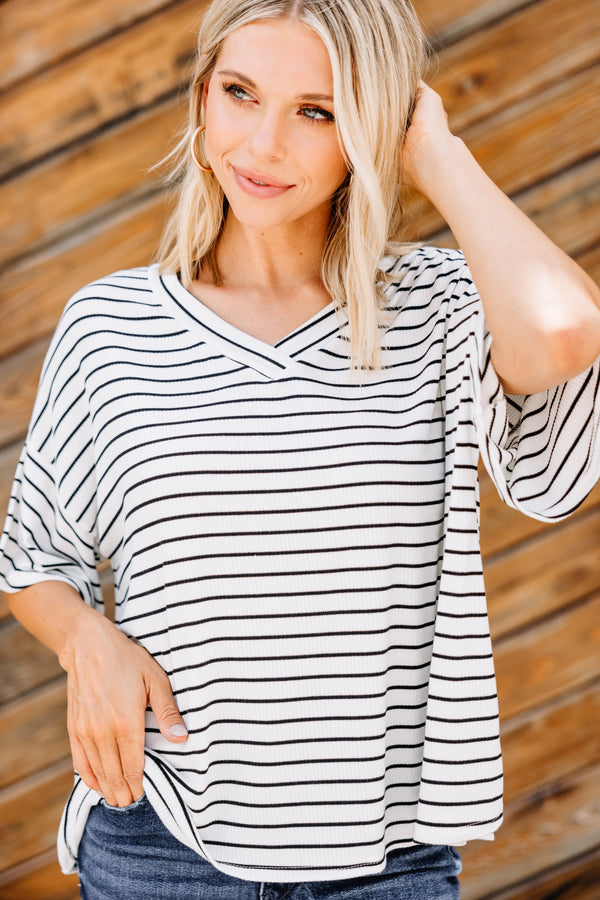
xmin=233 ymin=166 xmax=292 ymax=189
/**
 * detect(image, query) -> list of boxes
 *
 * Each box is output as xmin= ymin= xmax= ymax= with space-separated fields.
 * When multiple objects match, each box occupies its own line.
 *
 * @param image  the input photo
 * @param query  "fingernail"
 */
xmin=168 ymin=724 xmax=188 ymax=737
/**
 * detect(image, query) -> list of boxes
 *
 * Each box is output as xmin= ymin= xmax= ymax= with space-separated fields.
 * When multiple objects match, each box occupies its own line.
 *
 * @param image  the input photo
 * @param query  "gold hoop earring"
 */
xmin=190 ymin=124 xmax=213 ymax=173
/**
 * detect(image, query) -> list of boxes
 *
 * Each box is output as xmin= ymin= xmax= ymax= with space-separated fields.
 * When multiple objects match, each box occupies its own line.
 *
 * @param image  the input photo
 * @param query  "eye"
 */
xmin=300 ymin=106 xmax=335 ymax=123
xmin=222 ymin=82 xmax=252 ymax=104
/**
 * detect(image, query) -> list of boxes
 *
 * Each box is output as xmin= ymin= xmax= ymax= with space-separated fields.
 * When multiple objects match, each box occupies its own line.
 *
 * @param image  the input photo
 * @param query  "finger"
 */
xmin=116 ymin=728 xmax=146 ymax=801
xmin=147 ymin=669 xmax=188 ymax=743
xmin=88 ymin=737 xmax=134 ymax=808
xmin=70 ymin=733 xmax=102 ymax=794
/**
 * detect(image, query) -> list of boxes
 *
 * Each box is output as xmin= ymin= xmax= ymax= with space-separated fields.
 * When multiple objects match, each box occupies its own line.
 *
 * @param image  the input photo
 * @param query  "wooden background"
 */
xmin=1 ymin=0 xmax=599 ymax=897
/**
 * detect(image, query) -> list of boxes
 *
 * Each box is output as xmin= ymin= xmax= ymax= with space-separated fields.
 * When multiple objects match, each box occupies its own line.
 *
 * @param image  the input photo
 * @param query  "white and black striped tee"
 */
xmin=1 ymin=247 xmax=599 ymax=882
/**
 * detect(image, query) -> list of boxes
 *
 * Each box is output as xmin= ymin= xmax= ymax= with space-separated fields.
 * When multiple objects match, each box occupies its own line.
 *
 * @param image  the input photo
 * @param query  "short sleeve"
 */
xmin=0 ymin=306 xmax=103 ymax=605
xmin=457 ymin=264 xmax=600 ymax=521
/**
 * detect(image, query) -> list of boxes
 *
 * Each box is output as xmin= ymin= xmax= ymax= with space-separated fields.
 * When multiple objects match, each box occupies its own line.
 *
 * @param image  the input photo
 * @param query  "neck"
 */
xmin=209 ymin=208 xmax=330 ymax=294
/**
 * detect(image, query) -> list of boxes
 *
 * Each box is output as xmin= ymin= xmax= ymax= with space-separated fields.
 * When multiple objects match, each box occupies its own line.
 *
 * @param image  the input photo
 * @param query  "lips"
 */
xmin=233 ymin=166 xmax=292 ymax=188
xmin=231 ymin=165 xmax=294 ymax=200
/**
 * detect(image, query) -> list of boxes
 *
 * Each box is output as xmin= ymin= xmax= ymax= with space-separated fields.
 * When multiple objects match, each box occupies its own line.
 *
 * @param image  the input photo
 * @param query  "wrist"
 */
xmin=58 ymin=603 xmax=110 ymax=672
xmin=406 ymin=133 xmax=467 ymax=201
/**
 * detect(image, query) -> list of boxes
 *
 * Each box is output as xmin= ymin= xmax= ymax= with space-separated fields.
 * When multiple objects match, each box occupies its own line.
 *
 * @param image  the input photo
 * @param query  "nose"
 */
xmin=247 ymin=110 xmax=286 ymax=160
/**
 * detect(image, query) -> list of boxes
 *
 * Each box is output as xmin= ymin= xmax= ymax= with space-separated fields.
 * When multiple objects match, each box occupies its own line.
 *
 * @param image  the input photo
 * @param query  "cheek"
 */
xmin=313 ymin=140 xmax=349 ymax=193
xmin=204 ymin=95 xmax=244 ymax=157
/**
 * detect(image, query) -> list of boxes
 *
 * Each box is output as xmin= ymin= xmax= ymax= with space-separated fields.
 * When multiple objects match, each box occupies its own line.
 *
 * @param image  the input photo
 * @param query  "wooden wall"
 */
xmin=1 ymin=1 xmax=599 ymax=897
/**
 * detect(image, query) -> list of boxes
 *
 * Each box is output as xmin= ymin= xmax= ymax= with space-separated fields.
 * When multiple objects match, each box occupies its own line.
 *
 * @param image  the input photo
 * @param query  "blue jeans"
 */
xmin=78 ymin=795 xmax=462 ymax=899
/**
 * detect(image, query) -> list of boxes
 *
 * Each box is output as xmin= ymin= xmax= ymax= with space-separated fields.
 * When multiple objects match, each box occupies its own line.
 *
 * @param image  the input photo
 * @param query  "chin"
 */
xmin=226 ymin=199 xmax=297 ymax=232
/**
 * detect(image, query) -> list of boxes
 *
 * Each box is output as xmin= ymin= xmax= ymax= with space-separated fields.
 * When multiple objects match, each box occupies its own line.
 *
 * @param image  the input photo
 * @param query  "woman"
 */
xmin=1 ymin=0 xmax=599 ymax=897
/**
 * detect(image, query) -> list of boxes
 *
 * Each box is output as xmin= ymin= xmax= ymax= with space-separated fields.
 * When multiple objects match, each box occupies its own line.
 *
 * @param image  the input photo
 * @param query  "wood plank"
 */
xmin=413 ymin=153 xmax=600 ymax=251
xmin=0 ymin=0 xmax=207 ymax=177
xmin=0 ymin=679 xmax=69 ymax=791
xmin=0 ymin=337 xmax=47 ymax=450
xmin=0 ymin=67 xmax=600 ymax=366
xmin=407 ymin=65 xmax=600 ymax=236
xmin=0 ymin=620 xmax=63 ymax=706
xmin=0 ymin=192 xmax=173 ymax=363
xmin=577 ymin=242 xmax=600 ymax=282
xmin=480 ymin=467 xmax=600 ymax=560
xmin=0 ymin=0 xmax=172 ymax=91
xmin=432 ymin=0 xmax=600 ymax=132
xmin=468 ymin=68 xmax=600 ymax=192
xmin=0 ymin=0 xmax=537 ymax=175
xmin=2 ymin=753 xmax=599 ymax=894
xmin=0 ymin=442 xmax=21 ymax=550
xmin=0 ymin=0 xmax=529 ymax=96
xmin=477 ymin=845 xmax=600 ymax=900
xmin=459 ymin=763 xmax=600 ymax=899
xmin=0 ymin=848 xmax=79 ymax=899
xmin=485 ymin=512 xmax=600 ymax=636
xmin=1 ymin=0 xmax=596 ymax=261
xmin=500 ymin=681 xmax=600 ymax=802
xmin=493 ymin=157 xmax=600 ymax=257
xmin=0 ymin=760 xmax=74 ymax=872
xmin=493 ymin=593 xmax=600 ymax=719
xmin=414 ymin=0 xmax=533 ymax=44
xmin=1 ymin=664 xmax=596 ymax=818
xmin=0 ymin=99 xmax=180 ymax=270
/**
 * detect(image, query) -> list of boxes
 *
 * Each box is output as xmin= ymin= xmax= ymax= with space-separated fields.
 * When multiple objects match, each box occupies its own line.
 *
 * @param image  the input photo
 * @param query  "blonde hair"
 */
xmin=154 ymin=0 xmax=429 ymax=369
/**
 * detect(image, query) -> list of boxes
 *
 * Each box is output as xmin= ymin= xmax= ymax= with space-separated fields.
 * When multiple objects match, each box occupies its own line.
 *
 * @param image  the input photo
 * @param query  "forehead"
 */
xmin=217 ymin=18 xmax=334 ymax=90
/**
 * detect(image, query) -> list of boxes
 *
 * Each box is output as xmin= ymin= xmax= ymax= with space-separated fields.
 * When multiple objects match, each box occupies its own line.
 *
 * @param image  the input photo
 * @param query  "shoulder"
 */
xmin=40 ymin=266 xmax=158 ymax=382
xmin=379 ymin=246 xmax=476 ymax=323
xmin=61 ymin=265 xmax=156 ymax=320
xmin=380 ymin=245 xmax=467 ymax=291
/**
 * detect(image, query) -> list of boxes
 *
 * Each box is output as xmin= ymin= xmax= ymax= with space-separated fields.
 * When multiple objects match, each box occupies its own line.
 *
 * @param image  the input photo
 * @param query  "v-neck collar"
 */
xmin=149 ymin=263 xmax=343 ymax=378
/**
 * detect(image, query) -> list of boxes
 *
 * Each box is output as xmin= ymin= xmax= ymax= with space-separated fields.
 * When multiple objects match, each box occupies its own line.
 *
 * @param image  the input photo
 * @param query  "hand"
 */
xmin=402 ymin=81 xmax=455 ymax=196
xmin=60 ymin=608 xmax=188 ymax=807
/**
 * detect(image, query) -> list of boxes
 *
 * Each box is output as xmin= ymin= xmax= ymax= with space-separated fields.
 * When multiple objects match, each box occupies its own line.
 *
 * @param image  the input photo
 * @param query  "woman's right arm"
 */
xmin=8 ymin=581 xmax=188 ymax=807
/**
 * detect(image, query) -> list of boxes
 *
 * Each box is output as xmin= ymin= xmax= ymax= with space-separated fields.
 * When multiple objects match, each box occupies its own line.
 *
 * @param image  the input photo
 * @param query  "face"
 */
xmin=202 ymin=18 xmax=349 ymax=235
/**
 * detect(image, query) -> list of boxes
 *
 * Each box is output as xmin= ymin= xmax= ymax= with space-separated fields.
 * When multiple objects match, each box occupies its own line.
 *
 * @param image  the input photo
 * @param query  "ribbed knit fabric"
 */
xmin=1 ymin=247 xmax=598 ymax=881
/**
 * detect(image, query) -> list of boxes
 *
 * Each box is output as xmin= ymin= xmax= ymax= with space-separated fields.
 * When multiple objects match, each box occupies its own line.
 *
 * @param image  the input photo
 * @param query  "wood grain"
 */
xmin=0 ymin=679 xmax=69 ymax=791
xmin=0 ymin=338 xmax=48 ymax=451
xmin=412 ymin=153 xmax=600 ymax=250
xmin=0 ymin=0 xmax=174 ymax=92
xmin=414 ymin=0 xmax=533 ymax=44
xmin=432 ymin=0 xmax=600 ymax=131
xmin=480 ymin=466 xmax=600 ymax=560
xmin=0 ymin=621 xmax=63 ymax=706
xmin=477 ymin=845 xmax=600 ymax=900
xmin=0 ymin=847 xmax=79 ymax=899
xmin=494 ymin=593 xmax=600 ymax=719
xmin=484 ymin=513 xmax=600 ymax=636
xmin=1 ymin=72 xmax=598 ymax=445
xmin=460 ymin=763 xmax=600 ymax=899
xmin=500 ymin=681 xmax=600 ymax=802
xmin=0 ymin=0 xmax=206 ymax=177
xmin=0 ymin=100 xmax=181 ymax=269
xmin=1 ymin=1 xmax=599 ymax=896
xmin=0 ymin=760 xmax=74 ymax=872
xmin=574 ymin=244 xmax=600 ymax=295
xmin=408 ymin=65 xmax=600 ymax=235
xmin=0 ymin=193 xmax=173 ymax=363
xmin=2 ymin=0 xmax=597 ymax=266
xmin=0 ymin=443 xmax=21 ymax=547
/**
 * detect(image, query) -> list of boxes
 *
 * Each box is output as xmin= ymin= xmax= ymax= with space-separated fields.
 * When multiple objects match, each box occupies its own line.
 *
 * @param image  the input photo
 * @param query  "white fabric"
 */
xmin=1 ymin=247 xmax=598 ymax=881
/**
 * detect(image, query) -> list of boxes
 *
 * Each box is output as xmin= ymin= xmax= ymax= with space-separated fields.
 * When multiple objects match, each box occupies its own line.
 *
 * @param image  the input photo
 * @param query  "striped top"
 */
xmin=1 ymin=247 xmax=599 ymax=882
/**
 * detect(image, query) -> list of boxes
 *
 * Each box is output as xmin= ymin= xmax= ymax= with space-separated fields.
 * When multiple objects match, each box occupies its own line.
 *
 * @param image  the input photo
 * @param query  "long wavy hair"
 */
xmin=154 ymin=0 xmax=429 ymax=369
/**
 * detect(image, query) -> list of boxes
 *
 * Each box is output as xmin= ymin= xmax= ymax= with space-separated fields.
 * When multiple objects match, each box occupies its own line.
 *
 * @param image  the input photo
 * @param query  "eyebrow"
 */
xmin=217 ymin=69 xmax=334 ymax=103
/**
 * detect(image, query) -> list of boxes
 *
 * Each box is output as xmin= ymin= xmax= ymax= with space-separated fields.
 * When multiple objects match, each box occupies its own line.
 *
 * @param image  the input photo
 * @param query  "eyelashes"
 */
xmin=220 ymin=82 xmax=335 ymax=124
xmin=222 ymin=83 xmax=250 ymax=104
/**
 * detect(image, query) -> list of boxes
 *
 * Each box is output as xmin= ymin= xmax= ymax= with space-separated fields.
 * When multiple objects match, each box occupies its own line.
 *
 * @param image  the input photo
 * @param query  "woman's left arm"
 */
xmin=402 ymin=82 xmax=600 ymax=395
